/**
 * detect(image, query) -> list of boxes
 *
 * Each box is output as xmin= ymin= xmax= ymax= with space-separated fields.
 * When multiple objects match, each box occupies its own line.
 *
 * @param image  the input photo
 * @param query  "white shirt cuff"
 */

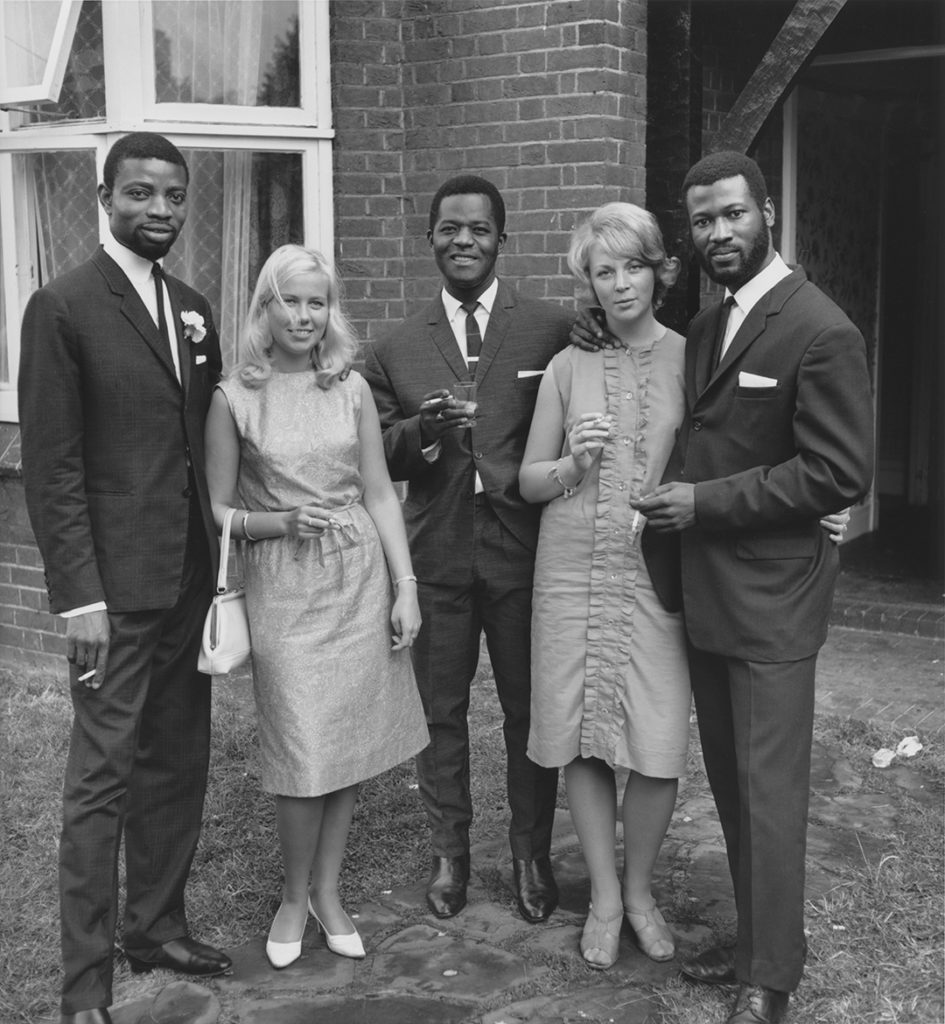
xmin=61 ymin=602 xmax=107 ymax=618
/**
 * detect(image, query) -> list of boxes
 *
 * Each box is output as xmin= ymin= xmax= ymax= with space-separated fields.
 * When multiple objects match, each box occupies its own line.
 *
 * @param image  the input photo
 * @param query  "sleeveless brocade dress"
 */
xmin=219 ymin=369 xmax=428 ymax=797
xmin=528 ymin=332 xmax=691 ymax=778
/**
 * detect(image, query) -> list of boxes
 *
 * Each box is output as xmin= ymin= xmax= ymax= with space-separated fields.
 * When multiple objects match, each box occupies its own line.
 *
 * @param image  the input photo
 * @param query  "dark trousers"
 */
xmin=411 ymin=498 xmax=558 ymax=860
xmin=688 ymin=644 xmax=817 ymax=994
xmin=59 ymin=541 xmax=212 ymax=1014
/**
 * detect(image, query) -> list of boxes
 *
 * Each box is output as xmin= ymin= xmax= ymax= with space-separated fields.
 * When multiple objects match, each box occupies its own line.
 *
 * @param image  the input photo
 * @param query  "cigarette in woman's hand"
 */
xmin=78 ymin=669 xmax=96 ymax=682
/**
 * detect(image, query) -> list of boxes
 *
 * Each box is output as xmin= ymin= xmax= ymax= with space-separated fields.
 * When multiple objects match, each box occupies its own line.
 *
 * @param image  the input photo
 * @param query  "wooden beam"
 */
xmin=714 ymin=0 xmax=848 ymax=152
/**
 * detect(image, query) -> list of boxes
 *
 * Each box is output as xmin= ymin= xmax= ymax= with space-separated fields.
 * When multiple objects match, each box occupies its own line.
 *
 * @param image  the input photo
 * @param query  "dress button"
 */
xmin=693 ymin=420 xmax=702 ymax=431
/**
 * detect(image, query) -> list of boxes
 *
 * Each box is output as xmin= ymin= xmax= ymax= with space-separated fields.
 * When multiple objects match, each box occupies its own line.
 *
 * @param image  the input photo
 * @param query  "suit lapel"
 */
xmin=476 ymin=281 xmax=514 ymax=385
xmin=426 ymin=298 xmax=471 ymax=381
xmin=92 ymin=248 xmax=180 ymax=386
xmin=698 ymin=269 xmax=808 ymax=397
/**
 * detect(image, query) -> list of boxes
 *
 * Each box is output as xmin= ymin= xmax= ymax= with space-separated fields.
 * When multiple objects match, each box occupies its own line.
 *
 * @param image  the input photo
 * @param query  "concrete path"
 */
xmin=102 ymin=625 xmax=942 ymax=1024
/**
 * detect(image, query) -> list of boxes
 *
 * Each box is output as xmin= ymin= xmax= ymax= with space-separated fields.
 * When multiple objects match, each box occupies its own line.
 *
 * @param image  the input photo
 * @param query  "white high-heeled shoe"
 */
xmin=307 ymin=896 xmax=365 ymax=959
xmin=265 ymin=904 xmax=306 ymax=969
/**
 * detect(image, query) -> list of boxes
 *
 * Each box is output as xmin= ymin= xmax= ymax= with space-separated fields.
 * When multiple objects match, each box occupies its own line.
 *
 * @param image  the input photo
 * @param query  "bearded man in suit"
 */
xmin=363 ymin=175 xmax=573 ymax=924
xmin=19 ymin=132 xmax=231 ymax=1024
xmin=635 ymin=151 xmax=874 ymax=1024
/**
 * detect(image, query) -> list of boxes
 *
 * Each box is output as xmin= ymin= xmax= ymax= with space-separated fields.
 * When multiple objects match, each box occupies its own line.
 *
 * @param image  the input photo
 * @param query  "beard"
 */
xmin=698 ymin=219 xmax=771 ymax=290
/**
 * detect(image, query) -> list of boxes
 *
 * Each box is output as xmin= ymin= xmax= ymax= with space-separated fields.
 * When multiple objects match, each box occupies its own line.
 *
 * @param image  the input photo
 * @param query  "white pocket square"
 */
xmin=738 ymin=371 xmax=777 ymax=388
xmin=517 ymin=369 xmax=543 ymax=378
xmin=195 ymin=354 xmax=207 ymax=365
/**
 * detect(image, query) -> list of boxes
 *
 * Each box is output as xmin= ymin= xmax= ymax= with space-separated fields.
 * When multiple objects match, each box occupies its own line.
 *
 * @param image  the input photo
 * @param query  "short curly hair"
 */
xmin=428 ymin=175 xmax=506 ymax=235
xmin=102 ymin=132 xmax=188 ymax=191
xmin=682 ymin=150 xmax=768 ymax=209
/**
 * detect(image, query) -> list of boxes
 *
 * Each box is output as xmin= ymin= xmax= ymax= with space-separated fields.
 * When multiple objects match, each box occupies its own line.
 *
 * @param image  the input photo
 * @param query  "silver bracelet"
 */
xmin=548 ymin=461 xmax=576 ymax=499
xmin=393 ymin=574 xmax=418 ymax=586
xmin=242 ymin=510 xmax=259 ymax=542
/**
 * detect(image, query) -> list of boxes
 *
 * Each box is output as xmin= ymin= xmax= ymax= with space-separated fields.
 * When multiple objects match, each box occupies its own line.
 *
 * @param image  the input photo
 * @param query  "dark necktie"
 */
xmin=461 ymin=301 xmax=481 ymax=376
xmin=152 ymin=262 xmax=173 ymax=357
xmin=712 ymin=295 xmax=736 ymax=369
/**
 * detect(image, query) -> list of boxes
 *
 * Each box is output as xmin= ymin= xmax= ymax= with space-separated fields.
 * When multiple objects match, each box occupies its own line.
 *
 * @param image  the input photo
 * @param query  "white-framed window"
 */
xmin=0 ymin=0 xmax=333 ymax=422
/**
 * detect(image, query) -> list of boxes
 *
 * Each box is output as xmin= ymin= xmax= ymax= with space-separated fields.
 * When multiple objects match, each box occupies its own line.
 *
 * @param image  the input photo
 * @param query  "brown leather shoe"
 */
xmin=60 ymin=1011 xmax=112 ymax=1024
xmin=426 ymin=854 xmax=469 ymax=918
xmin=512 ymin=856 xmax=558 ymax=923
xmin=125 ymin=936 xmax=231 ymax=976
xmin=680 ymin=943 xmax=737 ymax=985
xmin=727 ymin=984 xmax=790 ymax=1023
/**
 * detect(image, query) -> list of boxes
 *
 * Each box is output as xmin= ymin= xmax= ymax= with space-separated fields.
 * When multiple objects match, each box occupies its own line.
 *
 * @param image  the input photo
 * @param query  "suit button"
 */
xmin=474 ymin=451 xmax=483 ymax=459
xmin=182 ymin=486 xmax=192 ymax=497
xmin=693 ymin=420 xmax=702 ymax=431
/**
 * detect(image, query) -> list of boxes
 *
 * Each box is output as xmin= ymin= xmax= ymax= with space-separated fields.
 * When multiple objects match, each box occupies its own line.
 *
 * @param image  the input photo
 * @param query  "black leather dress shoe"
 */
xmin=426 ymin=854 xmax=470 ymax=918
xmin=680 ymin=943 xmax=737 ymax=985
xmin=726 ymin=984 xmax=790 ymax=1024
xmin=125 ymin=936 xmax=232 ymax=976
xmin=512 ymin=856 xmax=559 ymax=923
xmin=61 ymin=1011 xmax=112 ymax=1024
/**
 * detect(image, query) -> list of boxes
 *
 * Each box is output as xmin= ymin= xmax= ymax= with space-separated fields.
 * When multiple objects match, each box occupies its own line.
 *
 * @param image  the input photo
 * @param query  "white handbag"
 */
xmin=198 ymin=507 xmax=251 ymax=675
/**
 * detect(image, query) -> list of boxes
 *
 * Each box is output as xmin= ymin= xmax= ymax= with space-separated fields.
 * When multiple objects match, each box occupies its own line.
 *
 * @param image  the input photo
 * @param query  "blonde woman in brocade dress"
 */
xmin=520 ymin=205 xmax=689 ymax=970
xmin=205 ymin=245 xmax=428 ymax=971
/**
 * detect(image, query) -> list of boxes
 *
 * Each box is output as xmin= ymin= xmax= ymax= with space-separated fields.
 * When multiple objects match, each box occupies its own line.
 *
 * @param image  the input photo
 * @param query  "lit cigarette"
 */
xmin=629 ymin=510 xmax=642 ymax=541
xmin=78 ymin=669 xmax=96 ymax=682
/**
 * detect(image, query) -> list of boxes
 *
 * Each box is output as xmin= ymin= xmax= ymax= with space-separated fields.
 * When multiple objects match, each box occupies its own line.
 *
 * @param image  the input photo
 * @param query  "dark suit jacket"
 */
xmin=362 ymin=280 xmax=572 ymax=581
xmin=673 ymin=267 xmax=874 ymax=662
xmin=19 ymin=246 xmax=222 ymax=614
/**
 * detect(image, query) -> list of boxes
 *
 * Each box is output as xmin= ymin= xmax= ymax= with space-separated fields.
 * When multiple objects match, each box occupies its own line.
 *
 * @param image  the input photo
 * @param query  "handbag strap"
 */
xmin=217 ymin=507 xmax=237 ymax=595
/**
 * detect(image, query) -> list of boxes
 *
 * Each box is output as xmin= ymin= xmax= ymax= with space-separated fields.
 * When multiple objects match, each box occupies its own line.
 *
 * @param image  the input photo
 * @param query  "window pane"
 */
xmin=4 ymin=150 xmax=98 ymax=386
xmin=163 ymin=150 xmax=303 ymax=369
xmin=17 ymin=150 xmax=99 ymax=285
xmin=3 ymin=0 xmax=62 ymax=89
xmin=18 ymin=1 xmax=105 ymax=126
xmin=153 ymin=1 xmax=300 ymax=108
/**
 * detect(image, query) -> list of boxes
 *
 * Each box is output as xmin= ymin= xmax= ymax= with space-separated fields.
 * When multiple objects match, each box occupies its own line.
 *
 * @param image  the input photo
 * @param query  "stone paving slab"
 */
xmin=481 ymin=984 xmax=663 ymax=1024
xmin=102 ymin=622 xmax=941 ymax=1023
xmin=816 ymin=628 xmax=944 ymax=737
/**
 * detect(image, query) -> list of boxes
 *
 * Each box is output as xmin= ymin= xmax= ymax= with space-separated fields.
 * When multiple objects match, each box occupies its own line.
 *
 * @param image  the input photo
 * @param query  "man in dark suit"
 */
xmin=18 ymin=132 xmax=231 ymax=1024
xmin=363 ymin=175 xmax=572 ymax=923
xmin=635 ymin=151 xmax=873 ymax=1024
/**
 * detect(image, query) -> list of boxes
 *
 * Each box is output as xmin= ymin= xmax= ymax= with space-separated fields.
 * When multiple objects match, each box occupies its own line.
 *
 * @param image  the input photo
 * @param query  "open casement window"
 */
xmin=0 ymin=0 xmax=82 ymax=106
xmin=0 ymin=0 xmax=333 ymax=422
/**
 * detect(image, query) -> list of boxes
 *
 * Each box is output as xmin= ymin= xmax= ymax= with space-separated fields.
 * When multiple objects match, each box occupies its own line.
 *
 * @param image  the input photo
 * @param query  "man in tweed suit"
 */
xmin=19 ymin=132 xmax=231 ymax=1024
xmin=363 ymin=175 xmax=572 ymax=924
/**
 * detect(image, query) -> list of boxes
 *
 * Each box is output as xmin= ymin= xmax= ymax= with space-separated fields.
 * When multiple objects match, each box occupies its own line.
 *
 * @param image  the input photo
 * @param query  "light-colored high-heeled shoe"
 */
xmin=265 ymin=904 xmax=306 ymax=969
xmin=624 ymin=902 xmax=675 ymax=962
xmin=307 ymin=896 xmax=365 ymax=959
xmin=580 ymin=903 xmax=623 ymax=970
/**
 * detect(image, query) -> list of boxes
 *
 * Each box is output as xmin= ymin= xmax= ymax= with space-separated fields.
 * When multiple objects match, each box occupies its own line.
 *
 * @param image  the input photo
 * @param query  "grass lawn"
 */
xmin=1 ymin=658 xmax=941 ymax=1023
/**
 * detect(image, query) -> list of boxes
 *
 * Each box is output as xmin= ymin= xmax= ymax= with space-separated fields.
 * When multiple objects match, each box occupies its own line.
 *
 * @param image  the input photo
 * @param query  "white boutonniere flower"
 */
xmin=181 ymin=310 xmax=207 ymax=344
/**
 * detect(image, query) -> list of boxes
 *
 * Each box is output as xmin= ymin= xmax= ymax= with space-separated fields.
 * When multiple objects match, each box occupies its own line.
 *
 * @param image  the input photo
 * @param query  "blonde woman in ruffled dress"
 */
xmin=520 ymin=204 xmax=689 ymax=970
xmin=205 ymin=245 xmax=428 ymax=970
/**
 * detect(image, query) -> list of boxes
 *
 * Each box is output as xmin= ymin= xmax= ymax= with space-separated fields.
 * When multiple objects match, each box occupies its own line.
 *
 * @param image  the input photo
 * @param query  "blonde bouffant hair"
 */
xmin=567 ymin=202 xmax=679 ymax=309
xmin=232 ymin=245 xmax=358 ymax=390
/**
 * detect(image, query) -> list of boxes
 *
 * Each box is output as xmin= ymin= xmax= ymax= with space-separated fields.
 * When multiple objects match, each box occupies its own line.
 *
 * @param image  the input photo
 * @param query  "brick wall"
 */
xmin=0 ymin=429 xmax=66 ymax=676
xmin=333 ymin=0 xmax=649 ymax=340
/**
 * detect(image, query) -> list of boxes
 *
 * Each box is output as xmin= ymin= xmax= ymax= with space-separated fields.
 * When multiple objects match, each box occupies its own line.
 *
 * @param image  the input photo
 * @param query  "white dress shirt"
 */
xmin=719 ymin=253 xmax=792 ymax=360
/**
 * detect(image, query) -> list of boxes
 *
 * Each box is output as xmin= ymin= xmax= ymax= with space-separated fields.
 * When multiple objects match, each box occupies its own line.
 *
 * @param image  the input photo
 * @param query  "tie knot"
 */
xmin=461 ymin=301 xmax=478 ymax=316
xmin=152 ymin=262 xmax=165 ymax=280
xmin=723 ymin=295 xmax=735 ymax=309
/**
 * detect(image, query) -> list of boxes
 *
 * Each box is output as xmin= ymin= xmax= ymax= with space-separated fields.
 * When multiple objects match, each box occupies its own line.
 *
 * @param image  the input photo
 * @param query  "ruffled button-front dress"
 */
xmin=219 ymin=369 xmax=428 ymax=797
xmin=528 ymin=332 xmax=691 ymax=778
